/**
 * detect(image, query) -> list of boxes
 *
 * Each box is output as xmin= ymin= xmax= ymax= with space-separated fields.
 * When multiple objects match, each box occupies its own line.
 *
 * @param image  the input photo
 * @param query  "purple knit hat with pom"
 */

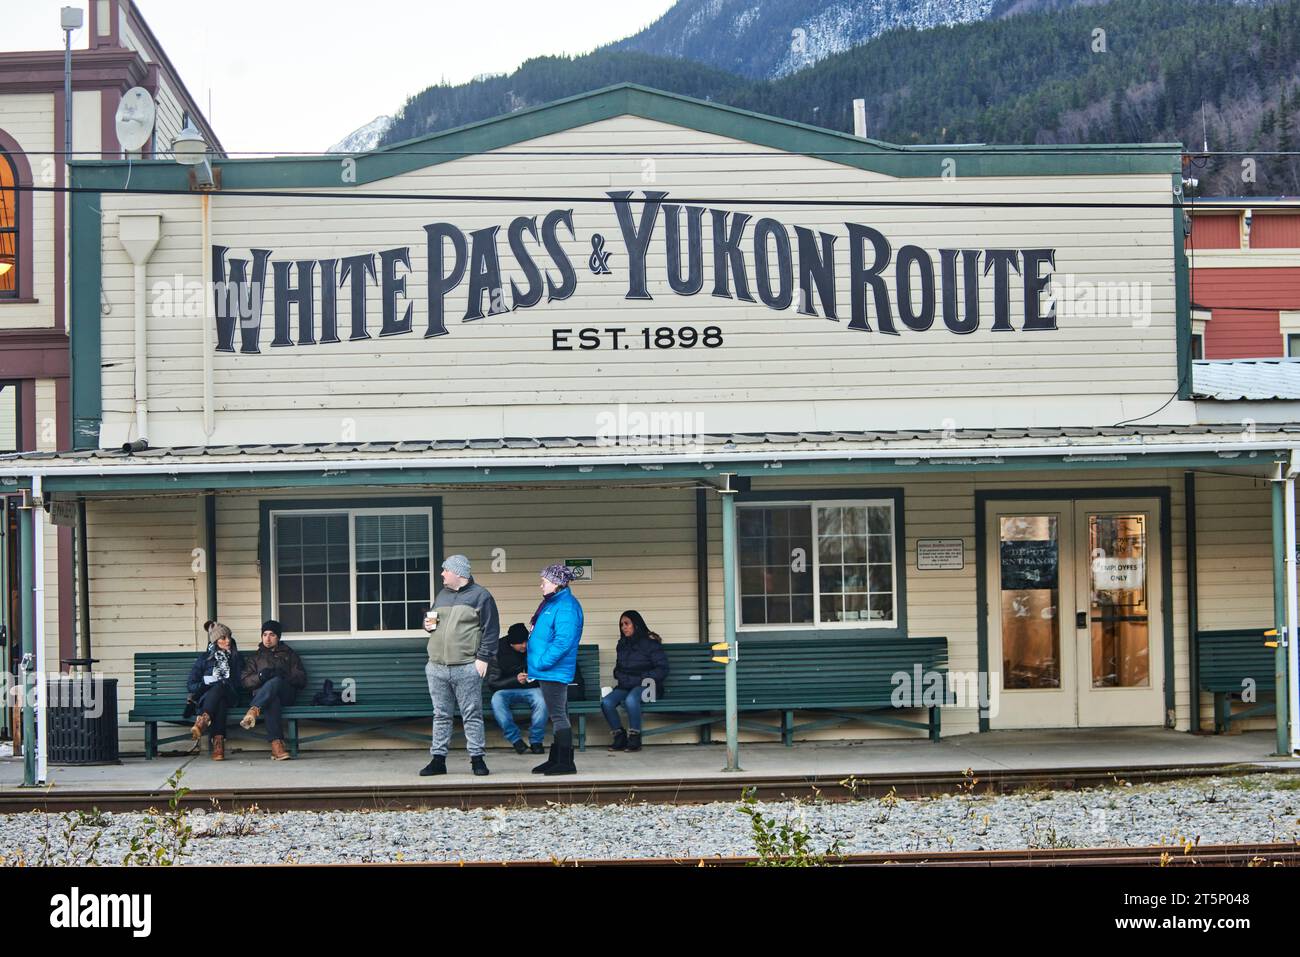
xmin=541 ymin=562 xmax=576 ymax=586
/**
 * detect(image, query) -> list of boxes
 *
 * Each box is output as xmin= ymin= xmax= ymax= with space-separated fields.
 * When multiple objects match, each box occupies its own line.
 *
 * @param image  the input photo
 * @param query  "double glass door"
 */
xmin=985 ymin=498 xmax=1163 ymax=729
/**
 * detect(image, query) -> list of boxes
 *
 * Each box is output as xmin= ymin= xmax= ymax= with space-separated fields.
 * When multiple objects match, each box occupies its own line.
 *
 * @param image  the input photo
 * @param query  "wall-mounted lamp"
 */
xmin=172 ymin=120 xmax=218 ymax=190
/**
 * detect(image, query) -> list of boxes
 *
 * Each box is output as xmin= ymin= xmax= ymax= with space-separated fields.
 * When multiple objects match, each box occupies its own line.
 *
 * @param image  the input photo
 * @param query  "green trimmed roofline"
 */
xmin=70 ymin=82 xmax=1184 ymax=191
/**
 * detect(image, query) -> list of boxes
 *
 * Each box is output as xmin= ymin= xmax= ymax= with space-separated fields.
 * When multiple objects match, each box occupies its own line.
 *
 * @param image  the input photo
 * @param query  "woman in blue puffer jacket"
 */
xmin=527 ymin=563 xmax=584 ymax=776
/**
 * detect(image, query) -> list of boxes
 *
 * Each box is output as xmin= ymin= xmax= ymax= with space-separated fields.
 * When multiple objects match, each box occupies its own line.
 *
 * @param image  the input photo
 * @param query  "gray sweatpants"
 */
xmin=426 ymin=661 xmax=486 ymax=757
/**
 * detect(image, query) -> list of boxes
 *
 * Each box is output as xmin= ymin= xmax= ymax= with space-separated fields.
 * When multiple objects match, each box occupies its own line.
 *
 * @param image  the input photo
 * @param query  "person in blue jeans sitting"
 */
xmin=488 ymin=623 xmax=548 ymax=755
xmin=601 ymin=610 xmax=669 ymax=752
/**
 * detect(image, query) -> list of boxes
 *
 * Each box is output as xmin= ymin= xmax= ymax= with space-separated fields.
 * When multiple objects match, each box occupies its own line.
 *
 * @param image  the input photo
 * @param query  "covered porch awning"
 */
xmin=3 ymin=423 xmax=1300 ymax=493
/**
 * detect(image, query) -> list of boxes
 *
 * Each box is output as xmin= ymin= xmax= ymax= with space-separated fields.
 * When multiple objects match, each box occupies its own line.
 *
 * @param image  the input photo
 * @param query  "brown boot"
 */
xmin=239 ymin=706 xmax=261 ymax=730
xmin=270 ymin=739 xmax=290 ymax=761
xmin=190 ymin=712 xmax=211 ymax=740
xmin=211 ymin=735 xmax=225 ymax=761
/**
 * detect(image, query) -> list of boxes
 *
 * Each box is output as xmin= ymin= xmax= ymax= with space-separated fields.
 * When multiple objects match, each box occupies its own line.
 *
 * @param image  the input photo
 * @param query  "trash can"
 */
xmin=46 ymin=674 xmax=120 ymax=765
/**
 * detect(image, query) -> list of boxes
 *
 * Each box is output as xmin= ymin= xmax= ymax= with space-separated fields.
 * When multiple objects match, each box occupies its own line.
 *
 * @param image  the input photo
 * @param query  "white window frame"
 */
xmin=735 ymin=498 xmax=899 ymax=633
xmin=268 ymin=505 xmax=436 ymax=639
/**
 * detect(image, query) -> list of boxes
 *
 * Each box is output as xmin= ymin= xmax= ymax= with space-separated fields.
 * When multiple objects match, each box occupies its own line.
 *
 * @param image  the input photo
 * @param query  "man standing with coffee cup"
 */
xmin=420 ymin=554 xmax=501 ymax=777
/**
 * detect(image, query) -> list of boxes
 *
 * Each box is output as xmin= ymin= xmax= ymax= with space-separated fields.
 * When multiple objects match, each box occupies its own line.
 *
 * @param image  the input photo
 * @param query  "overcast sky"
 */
xmin=7 ymin=0 xmax=677 ymax=154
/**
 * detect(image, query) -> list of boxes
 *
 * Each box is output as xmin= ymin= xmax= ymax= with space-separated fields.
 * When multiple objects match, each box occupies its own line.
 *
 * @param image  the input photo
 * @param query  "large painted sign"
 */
xmin=209 ymin=190 xmax=1059 ymax=354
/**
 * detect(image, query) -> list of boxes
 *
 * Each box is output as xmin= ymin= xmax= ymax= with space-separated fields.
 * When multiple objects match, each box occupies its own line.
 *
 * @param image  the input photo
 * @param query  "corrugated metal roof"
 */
xmin=2 ymin=424 xmax=1297 ymax=466
xmin=1192 ymin=359 xmax=1300 ymax=401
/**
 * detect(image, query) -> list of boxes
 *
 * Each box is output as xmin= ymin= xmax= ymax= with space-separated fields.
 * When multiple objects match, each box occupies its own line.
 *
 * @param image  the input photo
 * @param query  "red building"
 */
xmin=1186 ymin=198 xmax=1300 ymax=359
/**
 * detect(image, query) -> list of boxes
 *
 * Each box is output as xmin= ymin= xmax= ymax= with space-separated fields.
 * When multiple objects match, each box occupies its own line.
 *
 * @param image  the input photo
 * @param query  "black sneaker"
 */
xmin=625 ymin=732 xmax=642 ymax=752
xmin=512 ymin=739 xmax=528 ymax=754
xmin=419 ymin=755 xmax=447 ymax=776
xmin=608 ymin=729 xmax=627 ymax=752
xmin=529 ymin=742 xmax=545 ymax=754
xmin=471 ymin=755 xmax=490 ymax=776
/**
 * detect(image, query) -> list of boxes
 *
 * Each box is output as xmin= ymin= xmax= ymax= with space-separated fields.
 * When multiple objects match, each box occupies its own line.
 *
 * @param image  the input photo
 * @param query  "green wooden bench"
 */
xmin=604 ymin=636 xmax=948 ymax=747
xmin=131 ymin=642 xmax=602 ymax=757
xmin=1196 ymin=629 xmax=1277 ymax=733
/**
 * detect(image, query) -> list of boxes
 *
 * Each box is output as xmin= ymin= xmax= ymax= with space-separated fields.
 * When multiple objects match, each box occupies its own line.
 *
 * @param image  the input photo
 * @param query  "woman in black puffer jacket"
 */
xmin=600 ymin=610 xmax=669 ymax=753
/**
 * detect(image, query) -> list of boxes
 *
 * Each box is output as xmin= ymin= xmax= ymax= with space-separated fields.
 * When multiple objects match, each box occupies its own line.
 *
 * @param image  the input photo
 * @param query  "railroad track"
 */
xmin=1 ymin=761 xmax=1294 ymax=813
xmin=443 ymin=842 xmax=1300 ymax=867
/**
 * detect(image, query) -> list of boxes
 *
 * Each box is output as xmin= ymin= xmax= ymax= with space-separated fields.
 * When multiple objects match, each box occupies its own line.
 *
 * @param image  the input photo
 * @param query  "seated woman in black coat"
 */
xmin=600 ymin=610 xmax=669 ymax=752
xmin=187 ymin=622 xmax=242 ymax=761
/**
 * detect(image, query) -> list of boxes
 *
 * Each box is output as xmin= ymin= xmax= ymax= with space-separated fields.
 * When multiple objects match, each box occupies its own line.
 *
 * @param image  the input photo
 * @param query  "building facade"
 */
xmin=3 ymin=85 xmax=1296 ymax=765
xmin=0 ymin=0 xmax=219 ymax=741
xmin=1186 ymin=198 xmax=1300 ymax=359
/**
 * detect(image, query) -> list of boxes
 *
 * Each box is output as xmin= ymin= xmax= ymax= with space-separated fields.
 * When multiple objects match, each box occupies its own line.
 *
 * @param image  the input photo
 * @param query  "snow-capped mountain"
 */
xmin=613 ymin=0 xmax=997 ymax=79
xmin=327 ymin=115 xmax=394 ymax=154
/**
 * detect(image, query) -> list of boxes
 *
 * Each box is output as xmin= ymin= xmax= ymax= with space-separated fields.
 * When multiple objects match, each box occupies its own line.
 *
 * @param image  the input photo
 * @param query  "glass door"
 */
xmin=1074 ymin=501 xmax=1164 ymax=727
xmin=985 ymin=501 xmax=1077 ymax=729
xmin=984 ymin=496 xmax=1165 ymax=730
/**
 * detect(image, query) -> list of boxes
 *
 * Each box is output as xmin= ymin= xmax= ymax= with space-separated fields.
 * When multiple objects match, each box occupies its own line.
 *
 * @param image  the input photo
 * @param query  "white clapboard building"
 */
xmin=3 ymin=85 xmax=1297 ymax=765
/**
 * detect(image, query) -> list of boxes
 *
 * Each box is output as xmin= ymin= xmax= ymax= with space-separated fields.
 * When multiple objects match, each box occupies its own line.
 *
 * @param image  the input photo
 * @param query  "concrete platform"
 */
xmin=3 ymin=729 xmax=1297 ymax=801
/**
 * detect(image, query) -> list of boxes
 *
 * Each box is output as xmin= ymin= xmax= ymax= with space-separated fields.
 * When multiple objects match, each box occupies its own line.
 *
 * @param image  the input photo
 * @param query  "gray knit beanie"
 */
xmin=442 ymin=554 xmax=472 ymax=579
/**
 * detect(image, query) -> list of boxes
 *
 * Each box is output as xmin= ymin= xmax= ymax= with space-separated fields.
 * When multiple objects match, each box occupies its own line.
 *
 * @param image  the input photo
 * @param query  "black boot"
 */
xmin=532 ymin=743 xmax=557 ymax=774
xmin=608 ymin=728 xmax=627 ymax=752
xmin=625 ymin=731 xmax=642 ymax=752
xmin=419 ymin=754 xmax=447 ymax=776
xmin=545 ymin=729 xmax=577 ymax=776
xmin=512 ymin=739 xmax=528 ymax=754
xmin=471 ymin=755 xmax=490 ymax=776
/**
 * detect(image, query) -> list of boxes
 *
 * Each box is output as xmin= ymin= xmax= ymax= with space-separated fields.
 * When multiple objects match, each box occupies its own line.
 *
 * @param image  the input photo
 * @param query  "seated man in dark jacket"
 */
xmin=239 ymin=619 xmax=307 ymax=760
xmin=487 ymin=623 xmax=548 ymax=755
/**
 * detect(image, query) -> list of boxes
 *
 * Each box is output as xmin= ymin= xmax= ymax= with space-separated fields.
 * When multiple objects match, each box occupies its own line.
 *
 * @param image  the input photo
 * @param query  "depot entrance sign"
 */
xmin=208 ymin=190 xmax=1061 ymax=354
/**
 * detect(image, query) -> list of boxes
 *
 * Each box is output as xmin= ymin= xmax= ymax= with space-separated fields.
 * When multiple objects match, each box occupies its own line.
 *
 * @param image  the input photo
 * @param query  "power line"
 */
xmin=8 ymin=147 xmax=1300 ymax=158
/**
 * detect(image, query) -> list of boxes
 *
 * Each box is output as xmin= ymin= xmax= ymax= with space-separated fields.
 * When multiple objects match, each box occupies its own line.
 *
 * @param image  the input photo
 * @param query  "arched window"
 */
xmin=0 ymin=150 xmax=16 ymax=298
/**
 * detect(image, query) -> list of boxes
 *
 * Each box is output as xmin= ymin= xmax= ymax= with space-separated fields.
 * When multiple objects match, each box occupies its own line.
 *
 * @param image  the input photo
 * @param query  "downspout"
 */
xmin=1185 ymin=471 xmax=1199 ymax=733
xmin=18 ymin=493 xmax=34 ymax=787
xmin=718 ymin=473 xmax=740 ymax=772
xmin=117 ymin=216 xmax=162 ymax=446
xmin=32 ymin=476 xmax=45 ymax=785
xmin=1288 ymin=450 xmax=1300 ymax=754
xmin=1271 ymin=465 xmax=1291 ymax=755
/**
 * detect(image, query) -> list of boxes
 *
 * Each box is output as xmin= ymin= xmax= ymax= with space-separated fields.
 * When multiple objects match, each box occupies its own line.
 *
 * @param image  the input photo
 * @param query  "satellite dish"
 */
xmin=115 ymin=87 xmax=156 ymax=153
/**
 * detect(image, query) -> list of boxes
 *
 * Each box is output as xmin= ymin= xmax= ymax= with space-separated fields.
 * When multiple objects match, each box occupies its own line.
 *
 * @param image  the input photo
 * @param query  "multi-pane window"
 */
xmin=738 ymin=506 xmax=814 ymax=625
xmin=355 ymin=513 xmax=432 ymax=631
xmin=738 ymin=500 xmax=898 ymax=629
xmin=1287 ymin=333 xmax=1300 ymax=359
xmin=0 ymin=151 xmax=17 ymax=297
xmin=271 ymin=507 xmax=434 ymax=636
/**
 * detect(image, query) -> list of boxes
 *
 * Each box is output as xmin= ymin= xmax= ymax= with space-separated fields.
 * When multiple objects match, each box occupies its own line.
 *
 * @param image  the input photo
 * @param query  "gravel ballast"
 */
xmin=4 ymin=773 xmax=1299 ymax=865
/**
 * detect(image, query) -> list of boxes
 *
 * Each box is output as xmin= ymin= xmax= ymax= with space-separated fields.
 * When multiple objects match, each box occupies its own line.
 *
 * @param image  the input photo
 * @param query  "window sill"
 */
xmin=0 ymin=298 xmax=40 ymax=305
